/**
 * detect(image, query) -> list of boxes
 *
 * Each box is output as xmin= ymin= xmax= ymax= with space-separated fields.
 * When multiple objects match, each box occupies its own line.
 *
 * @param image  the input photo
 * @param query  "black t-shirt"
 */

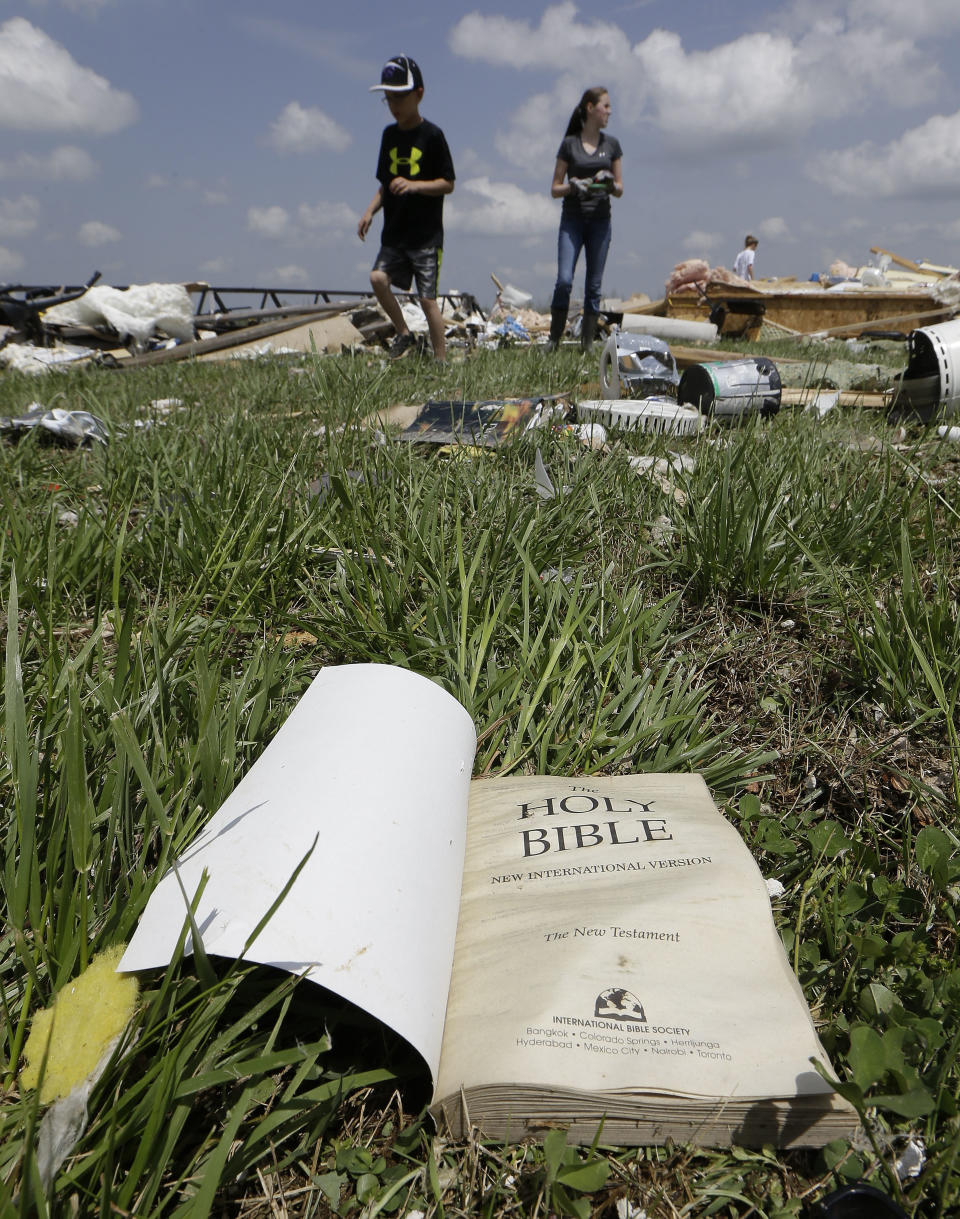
xmin=376 ymin=118 xmax=455 ymax=249
xmin=557 ymin=131 xmax=623 ymax=220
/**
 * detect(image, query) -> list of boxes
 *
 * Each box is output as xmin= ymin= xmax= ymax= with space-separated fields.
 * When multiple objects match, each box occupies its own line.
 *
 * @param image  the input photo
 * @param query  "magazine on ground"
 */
xmin=120 ymin=663 xmax=858 ymax=1147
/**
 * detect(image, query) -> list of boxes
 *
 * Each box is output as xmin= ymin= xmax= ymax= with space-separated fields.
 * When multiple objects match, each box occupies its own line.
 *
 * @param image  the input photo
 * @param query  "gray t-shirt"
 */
xmin=557 ymin=132 xmax=623 ymax=219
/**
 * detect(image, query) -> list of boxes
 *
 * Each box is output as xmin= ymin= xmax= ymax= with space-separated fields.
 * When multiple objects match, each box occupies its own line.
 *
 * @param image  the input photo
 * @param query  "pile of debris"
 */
xmin=0 ymin=276 xmax=487 ymax=373
xmin=653 ymin=245 xmax=960 ymax=341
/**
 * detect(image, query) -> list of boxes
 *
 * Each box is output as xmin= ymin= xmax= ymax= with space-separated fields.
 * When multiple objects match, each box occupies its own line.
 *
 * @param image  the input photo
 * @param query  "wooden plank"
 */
xmin=780 ymin=387 xmax=891 ymax=408
xmin=197 ymin=313 xmax=365 ymax=360
xmin=669 ymin=344 xmax=807 ymax=369
xmin=807 ymin=307 xmax=951 ymax=338
xmin=869 ymin=247 xmax=922 ymax=273
xmin=115 ymin=308 xmax=347 ymax=368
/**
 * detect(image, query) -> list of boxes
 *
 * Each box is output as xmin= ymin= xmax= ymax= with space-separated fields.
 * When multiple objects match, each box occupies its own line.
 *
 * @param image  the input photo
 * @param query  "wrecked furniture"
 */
xmin=891 ymin=318 xmax=960 ymax=422
xmin=677 ymin=357 xmax=781 ymax=418
xmin=0 ymin=271 xmax=101 ymax=345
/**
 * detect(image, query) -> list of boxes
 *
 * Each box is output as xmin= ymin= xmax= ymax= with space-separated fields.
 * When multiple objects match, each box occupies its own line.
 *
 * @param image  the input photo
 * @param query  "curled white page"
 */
xmin=120 ymin=663 xmax=477 ymax=1078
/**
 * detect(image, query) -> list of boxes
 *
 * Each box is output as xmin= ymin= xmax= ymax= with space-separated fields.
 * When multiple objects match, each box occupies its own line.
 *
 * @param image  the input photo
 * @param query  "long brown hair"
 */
xmin=564 ymin=86 xmax=608 ymax=137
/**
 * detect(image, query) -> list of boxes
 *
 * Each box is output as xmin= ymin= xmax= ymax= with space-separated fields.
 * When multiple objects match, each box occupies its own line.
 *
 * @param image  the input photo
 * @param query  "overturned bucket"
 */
xmin=677 ymin=357 xmax=781 ymax=418
xmin=891 ymin=318 xmax=960 ymax=422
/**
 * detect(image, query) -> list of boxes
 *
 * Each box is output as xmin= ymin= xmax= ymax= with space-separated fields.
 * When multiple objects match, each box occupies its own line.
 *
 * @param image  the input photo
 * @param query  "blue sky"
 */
xmin=2 ymin=0 xmax=960 ymax=307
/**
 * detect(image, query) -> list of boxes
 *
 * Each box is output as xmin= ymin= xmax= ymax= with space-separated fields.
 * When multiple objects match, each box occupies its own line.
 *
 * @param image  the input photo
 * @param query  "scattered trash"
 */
xmin=20 ymin=946 xmax=138 ymax=1189
xmin=894 ymin=1137 xmax=926 ymax=1181
xmin=307 ymin=470 xmax=374 ymax=503
xmin=891 ymin=318 xmax=960 ymax=422
xmin=539 ymin=566 xmax=575 ymax=584
xmin=615 ymin=1201 xmax=647 ymax=1219
xmin=804 ymin=390 xmax=840 ymax=418
xmin=398 ymin=399 xmax=551 ymax=448
xmin=937 ymin=424 xmax=960 ymax=441
xmin=646 ymin=514 xmax=676 ymax=546
xmin=578 ymin=397 xmax=703 ymax=435
xmin=627 ymin=454 xmax=695 ymax=475
xmin=678 ymin=357 xmax=781 ymax=418
xmin=491 ymin=274 xmax=533 ymax=311
xmin=0 ymin=269 xmax=101 ymax=343
xmin=600 ymin=329 xmax=679 ymax=400
xmin=44 ymin=282 xmax=196 ymax=349
xmin=534 ymin=449 xmax=557 ymax=499
xmin=483 ymin=315 xmax=531 ymax=345
xmin=0 ymin=341 xmax=98 ymax=374
xmin=569 ymin=421 xmax=607 ymax=449
xmin=626 ymin=454 xmax=689 ymax=503
xmin=765 ymin=878 xmax=786 ymax=899
xmin=0 ymin=405 xmax=108 ymax=445
xmin=57 ymin=510 xmax=80 ymax=528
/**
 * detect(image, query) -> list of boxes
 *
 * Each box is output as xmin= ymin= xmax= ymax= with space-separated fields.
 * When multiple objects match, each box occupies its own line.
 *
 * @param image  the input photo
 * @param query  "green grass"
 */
xmin=1 ymin=343 xmax=958 ymax=1216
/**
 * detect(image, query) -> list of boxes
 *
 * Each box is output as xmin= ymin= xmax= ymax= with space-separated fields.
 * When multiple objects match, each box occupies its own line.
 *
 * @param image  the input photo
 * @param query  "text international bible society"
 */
xmin=121 ymin=664 xmax=858 ymax=1148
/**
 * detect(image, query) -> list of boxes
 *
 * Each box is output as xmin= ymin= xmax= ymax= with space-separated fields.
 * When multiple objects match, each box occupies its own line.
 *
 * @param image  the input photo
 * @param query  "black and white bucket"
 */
xmin=677 ymin=357 xmax=781 ymax=418
xmin=891 ymin=318 xmax=960 ymax=422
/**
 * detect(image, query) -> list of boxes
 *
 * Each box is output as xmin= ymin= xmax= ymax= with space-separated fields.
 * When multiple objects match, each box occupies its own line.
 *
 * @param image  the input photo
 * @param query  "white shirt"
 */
xmin=734 ymin=247 xmax=756 ymax=279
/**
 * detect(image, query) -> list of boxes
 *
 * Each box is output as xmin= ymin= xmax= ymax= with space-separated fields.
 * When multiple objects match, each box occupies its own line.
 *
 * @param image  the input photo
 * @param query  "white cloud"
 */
xmin=78 ymin=219 xmax=120 ymax=246
xmin=0 ymin=144 xmax=96 ymax=181
xmin=0 ymin=18 xmax=138 ymax=133
xmin=268 ymin=264 xmax=309 ymax=284
xmin=145 ymin=173 xmax=229 ymax=206
xmin=493 ymin=86 xmax=572 ymax=173
xmin=790 ymin=0 xmax=960 ymax=40
xmin=758 ymin=217 xmax=792 ymax=241
xmin=247 ymin=205 xmax=291 ymax=239
xmin=681 ymin=229 xmax=723 ymax=255
xmin=248 ymin=201 xmax=357 ymax=245
xmin=268 ymin=102 xmax=351 ymax=154
xmin=297 ymin=201 xmax=356 ymax=230
xmin=451 ymin=2 xmax=944 ymax=157
xmin=0 ymin=243 xmax=24 ymax=275
xmin=807 ymin=111 xmax=960 ymax=197
xmin=199 ymin=256 xmax=230 ymax=275
xmin=445 ymin=177 xmax=558 ymax=237
xmin=450 ymin=2 xmax=629 ymax=69
xmin=0 ymin=194 xmax=40 ymax=238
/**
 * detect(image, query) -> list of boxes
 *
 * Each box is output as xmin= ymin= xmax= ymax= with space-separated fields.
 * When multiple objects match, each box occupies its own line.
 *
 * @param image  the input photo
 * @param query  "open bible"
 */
xmin=120 ymin=664 xmax=858 ymax=1147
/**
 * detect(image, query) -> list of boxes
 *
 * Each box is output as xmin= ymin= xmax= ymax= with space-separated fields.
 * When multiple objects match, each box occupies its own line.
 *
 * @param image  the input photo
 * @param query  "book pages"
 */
xmin=435 ymin=774 xmax=846 ymax=1143
xmin=120 ymin=664 xmax=477 ymax=1076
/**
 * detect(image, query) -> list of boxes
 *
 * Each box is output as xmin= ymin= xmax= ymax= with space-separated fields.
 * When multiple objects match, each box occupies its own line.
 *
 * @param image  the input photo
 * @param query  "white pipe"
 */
xmin=616 ymin=313 xmax=718 ymax=342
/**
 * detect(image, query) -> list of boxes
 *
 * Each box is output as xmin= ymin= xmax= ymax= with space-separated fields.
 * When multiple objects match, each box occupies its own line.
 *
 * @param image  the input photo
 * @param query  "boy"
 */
xmin=733 ymin=234 xmax=758 ymax=282
xmin=358 ymin=55 xmax=455 ymax=361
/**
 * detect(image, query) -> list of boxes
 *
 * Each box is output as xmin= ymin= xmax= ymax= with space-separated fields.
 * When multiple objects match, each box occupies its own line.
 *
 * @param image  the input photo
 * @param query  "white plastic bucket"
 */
xmin=893 ymin=318 xmax=960 ymax=421
xmin=677 ymin=358 xmax=781 ymax=418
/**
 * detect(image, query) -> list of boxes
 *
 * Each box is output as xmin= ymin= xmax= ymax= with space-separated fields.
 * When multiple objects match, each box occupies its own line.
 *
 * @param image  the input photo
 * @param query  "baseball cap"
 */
xmin=370 ymin=54 xmax=423 ymax=93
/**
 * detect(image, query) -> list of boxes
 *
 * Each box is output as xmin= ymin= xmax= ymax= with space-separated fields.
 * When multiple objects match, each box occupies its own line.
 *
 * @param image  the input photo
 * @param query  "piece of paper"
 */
xmin=120 ymin=664 xmax=477 ymax=1077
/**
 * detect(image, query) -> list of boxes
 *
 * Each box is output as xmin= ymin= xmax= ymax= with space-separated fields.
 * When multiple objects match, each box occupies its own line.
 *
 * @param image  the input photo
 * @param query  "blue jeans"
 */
xmin=551 ymin=212 xmax=612 ymax=315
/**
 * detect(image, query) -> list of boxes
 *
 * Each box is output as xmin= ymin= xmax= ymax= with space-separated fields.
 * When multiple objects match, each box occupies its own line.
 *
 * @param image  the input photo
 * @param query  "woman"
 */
xmin=548 ymin=87 xmax=623 ymax=352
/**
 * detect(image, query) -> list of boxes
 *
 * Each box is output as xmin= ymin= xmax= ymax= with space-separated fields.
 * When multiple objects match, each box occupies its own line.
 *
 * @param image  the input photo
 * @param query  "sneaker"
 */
xmin=388 ymin=332 xmax=417 ymax=359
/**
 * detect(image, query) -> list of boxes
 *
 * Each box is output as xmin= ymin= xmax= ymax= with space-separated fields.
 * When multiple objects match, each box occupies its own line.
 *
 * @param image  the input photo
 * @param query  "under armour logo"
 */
xmin=389 ymin=146 xmax=422 ymax=176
